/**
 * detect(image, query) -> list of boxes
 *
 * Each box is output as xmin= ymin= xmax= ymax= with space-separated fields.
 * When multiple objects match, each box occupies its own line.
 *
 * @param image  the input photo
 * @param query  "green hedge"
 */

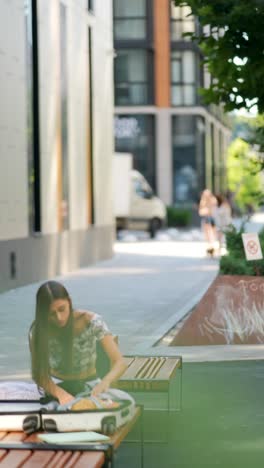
xmin=219 ymin=223 xmax=264 ymax=276
xmin=166 ymin=206 xmax=192 ymax=227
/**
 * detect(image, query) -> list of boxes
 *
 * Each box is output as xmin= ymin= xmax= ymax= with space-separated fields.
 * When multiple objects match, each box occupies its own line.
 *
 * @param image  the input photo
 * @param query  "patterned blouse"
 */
xmin=30 ymin=312 xmax=111 ymax=381
xmin=50 ymin=313 xmax=111 ymax=380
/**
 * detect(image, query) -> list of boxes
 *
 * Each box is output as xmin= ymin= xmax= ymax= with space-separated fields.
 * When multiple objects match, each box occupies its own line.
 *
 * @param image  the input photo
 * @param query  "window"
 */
xmin=172 ymin=116 xmax=205 ymax=203
xmin=115 ymin=115 xmax=156 ymax=189
xmin=133 ymin=177 xmax=153 ymax=198
xmin=24 ymin=0 xmax=41 ymax=232
xmin=115 ymin=49 xmax=152 ymax=105
xmin=114 ymin=0 xmax=147 ymax=40
xmin=171 ymin=50 xmax=196 ymax=105
xmin=170 ymin=3 xmax=196 ymax=41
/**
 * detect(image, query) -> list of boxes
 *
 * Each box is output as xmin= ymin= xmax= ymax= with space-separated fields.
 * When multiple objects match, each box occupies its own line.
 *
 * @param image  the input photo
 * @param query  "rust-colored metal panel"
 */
xmin=153 ymin=0 xmax=170 ymax=107
xmin=171 ymin=275 xmax=264 ymax=346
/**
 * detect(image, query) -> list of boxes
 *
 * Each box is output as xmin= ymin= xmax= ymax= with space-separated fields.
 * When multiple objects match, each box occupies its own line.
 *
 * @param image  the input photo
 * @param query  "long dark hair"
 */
xmin=31 ymin=281 xmax=73 ymax=386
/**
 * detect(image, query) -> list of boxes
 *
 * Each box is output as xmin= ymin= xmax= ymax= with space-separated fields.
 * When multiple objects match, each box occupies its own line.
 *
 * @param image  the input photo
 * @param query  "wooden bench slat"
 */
xmin=115 ymin=356 xmax=182 ymax=391
xmin=48 ymin=451 xmax=74 ymax=468
xmin=23 ymin=433 xmax=74 ymax=467
xmin=154 ymin=357 xmax=181 ymax=380
xmin=24 ymin=432 xmax=104 ymax=467
xmin=124 ymin=357 xmax=135 ymax=368
xmin=0 ymin=449 xmax=7 ymax=462
xmin=22 ymin=450 xmax=56 ymax=467
xmin=73 ymin=452 xmax=105 ymax=468
xmin=136 ymin=357 xmax=156 ymax=379
xmin=0 ymin=449 xmax=32 ymax=467
xmin=62 ymin=451 xmax=82 ymax=468
xmin=150 ymin=357 xmax=167 ymax=378
xmin=139 ymin=357 xmax=166 ymax=379
xmin=120 ymin=357 xmax=148 ymax=380
xmin=2 ymin=431 xmax=26 ymax=441
xmin=0 ymin=406 xmax=142 ymax=467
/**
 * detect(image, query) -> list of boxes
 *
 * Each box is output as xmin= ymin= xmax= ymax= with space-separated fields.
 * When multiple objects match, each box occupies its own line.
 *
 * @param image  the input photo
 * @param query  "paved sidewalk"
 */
xmin=0 ymin=238 xmax=218 ymax=379
xmin=1 ymin=212 xmax=263 ymax=379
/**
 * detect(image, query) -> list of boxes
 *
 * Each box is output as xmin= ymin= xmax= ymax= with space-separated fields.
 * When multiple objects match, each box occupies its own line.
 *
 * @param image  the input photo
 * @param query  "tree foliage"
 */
xmin=233 ymin=114 xmax=264 ymax=171
xmin=227 ymin=138 xmax=263 ymax=211
xmin=243 ymin=114 xmax=264 ymax=155
xmin=220 ymin=224 xmax=264 ymax=276
xmin=174 ymin=0 xmax=264 ymax=112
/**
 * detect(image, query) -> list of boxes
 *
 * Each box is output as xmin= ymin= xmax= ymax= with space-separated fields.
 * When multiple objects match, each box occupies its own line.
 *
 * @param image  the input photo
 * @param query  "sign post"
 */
xmin=242 ymin=233 xmax=263 ymax=261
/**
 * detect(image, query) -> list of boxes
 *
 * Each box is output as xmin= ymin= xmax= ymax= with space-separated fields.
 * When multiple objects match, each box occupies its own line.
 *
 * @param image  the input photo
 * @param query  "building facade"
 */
xmin=0 ymin=0 xmax=114 ymax=292
xmin=113 ymin=0 xmax=231 ymax=206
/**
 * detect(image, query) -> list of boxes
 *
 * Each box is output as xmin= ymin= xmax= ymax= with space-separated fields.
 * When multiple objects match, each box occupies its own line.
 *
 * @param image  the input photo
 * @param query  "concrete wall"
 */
xmin=92 ymin=0 xmax=115 ymax=226
xmin=0 ymin=0 xmax=114 ymax=292
xmin=0 ymin=0 xmax=29 ymax=240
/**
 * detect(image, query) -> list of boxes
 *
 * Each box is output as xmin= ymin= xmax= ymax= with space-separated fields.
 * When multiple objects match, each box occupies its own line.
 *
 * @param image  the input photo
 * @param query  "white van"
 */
xmin=113 ymin=153 xmax=166 ymax=237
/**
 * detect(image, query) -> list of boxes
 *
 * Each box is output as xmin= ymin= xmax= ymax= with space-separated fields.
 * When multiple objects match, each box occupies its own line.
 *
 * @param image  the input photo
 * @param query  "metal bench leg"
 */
xmin=119 ymin=405 xmax=144 ymax=467
xmin=179 ymin=364 xmax=183 ymax=411
xmin=140 ymin=405 xmax=144 ymax=468
xmin=168 ymin=365 xmax=183 ymax=412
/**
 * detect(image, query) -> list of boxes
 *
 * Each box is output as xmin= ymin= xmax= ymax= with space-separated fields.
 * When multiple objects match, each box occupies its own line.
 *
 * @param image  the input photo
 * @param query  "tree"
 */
xmin=174 ymin=0 xmax=264 ymax=112
xmin=233 ymin=114 xmax=264 ymax=171
xmin=227 ymin=138 xmax=263 ymax=212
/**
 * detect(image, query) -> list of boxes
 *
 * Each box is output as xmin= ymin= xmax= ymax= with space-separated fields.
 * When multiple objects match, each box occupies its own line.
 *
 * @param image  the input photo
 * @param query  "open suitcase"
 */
xmin=0 ymin=398 xmax=136 ymax=435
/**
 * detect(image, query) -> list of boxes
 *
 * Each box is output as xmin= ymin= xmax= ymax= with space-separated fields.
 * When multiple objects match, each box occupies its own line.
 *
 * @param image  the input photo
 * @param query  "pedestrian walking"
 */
xmin=214 ymin=194 xmax=232 ymax=253
xmin=198 ymin=189 xmax=217 ymax=256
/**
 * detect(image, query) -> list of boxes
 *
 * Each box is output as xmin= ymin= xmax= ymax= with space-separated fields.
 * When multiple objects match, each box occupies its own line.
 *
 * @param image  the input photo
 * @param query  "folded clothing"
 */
xmin=71 ymin=396 xmax=119 ymax=411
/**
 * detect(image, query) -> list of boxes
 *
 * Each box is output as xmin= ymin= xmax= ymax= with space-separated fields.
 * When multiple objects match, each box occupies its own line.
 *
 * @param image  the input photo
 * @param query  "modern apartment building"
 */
xmin=113 ymin=0 xmax=231 ymax=206
xmin=0 ymin=0 xmax=114 ymax=292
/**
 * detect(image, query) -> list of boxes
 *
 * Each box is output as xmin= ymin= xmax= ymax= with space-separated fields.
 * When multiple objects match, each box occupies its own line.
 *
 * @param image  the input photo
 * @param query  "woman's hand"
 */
xmin=57 ymin=388 xmax=74 ymax=406
xmin=91 ymin=379 xmax=110 ymax=397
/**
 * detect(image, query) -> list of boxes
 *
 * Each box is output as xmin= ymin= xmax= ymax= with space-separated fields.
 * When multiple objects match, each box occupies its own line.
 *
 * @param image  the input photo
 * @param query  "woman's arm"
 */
xmin=91 ymin=335 xmax=127 ymax=396
xmin=40 ymin=379 xmax=74 ymax=405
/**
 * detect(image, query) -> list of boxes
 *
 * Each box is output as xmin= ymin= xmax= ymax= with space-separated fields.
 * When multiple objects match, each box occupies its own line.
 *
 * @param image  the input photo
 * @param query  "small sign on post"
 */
xmin=242 ymin=233 xmax=263 ymax=261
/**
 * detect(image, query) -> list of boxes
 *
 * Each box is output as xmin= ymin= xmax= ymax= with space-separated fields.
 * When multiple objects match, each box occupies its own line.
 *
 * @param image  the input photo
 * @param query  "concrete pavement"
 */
xmin=0 ymin=212 xmax=263 ymax=379
xmin=0 ymin=237 xmax=218 ymax=379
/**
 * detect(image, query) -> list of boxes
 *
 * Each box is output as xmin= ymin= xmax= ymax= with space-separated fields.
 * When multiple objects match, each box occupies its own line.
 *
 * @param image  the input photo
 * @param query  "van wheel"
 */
xmin=149 ymin=218 xmax=161 ymax=238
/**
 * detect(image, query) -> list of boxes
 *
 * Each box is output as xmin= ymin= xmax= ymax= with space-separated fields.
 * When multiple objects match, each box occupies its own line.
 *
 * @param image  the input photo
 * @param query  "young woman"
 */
xmin=29 ymin=281 xmax=127 ymax=405
xmin=198 ymin=188 xmax=217 ymax=255
xmin=214 ymin=194 xmax=232 ymax=252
